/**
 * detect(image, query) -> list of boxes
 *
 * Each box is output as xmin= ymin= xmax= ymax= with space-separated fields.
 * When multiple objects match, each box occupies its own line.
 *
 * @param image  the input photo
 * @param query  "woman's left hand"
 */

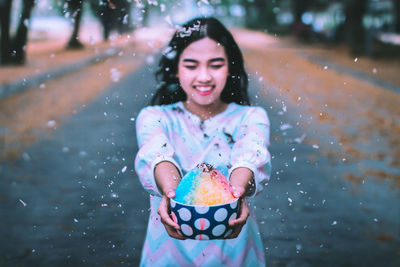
xmin=225 ymin=195 xmax=250 ymax=239
xmin=225 ymin=167 xmax=254 ymax=239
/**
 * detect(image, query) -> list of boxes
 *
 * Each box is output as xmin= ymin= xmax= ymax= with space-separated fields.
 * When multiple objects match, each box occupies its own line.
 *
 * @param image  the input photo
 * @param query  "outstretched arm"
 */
xmin=225 ymin=167 xmax=254 ymax=239
xmin=155 ymin=161 xmax=186 ymax=240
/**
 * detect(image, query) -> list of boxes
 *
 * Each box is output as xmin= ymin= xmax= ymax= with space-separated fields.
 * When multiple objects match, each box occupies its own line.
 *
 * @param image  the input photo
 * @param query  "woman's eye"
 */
xmin=210 ymin=65 xmax=224 ymax=69
xmin=184 ymin=65 xmax=196 ymax=70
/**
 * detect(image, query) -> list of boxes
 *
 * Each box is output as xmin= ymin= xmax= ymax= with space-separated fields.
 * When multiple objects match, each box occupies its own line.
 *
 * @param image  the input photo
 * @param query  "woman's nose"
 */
xmin=197 ymin=67 xmax=211 ymax=82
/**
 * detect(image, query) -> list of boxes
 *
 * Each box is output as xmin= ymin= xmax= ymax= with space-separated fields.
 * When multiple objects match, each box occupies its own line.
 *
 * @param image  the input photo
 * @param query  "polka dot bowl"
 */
xmin=170 ymin=198 xmax=239 ymax=240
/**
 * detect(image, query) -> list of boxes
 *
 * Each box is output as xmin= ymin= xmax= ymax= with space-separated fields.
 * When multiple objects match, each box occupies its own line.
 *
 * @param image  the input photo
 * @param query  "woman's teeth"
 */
xmin=195 ymin=86 xmax=213 ymax=92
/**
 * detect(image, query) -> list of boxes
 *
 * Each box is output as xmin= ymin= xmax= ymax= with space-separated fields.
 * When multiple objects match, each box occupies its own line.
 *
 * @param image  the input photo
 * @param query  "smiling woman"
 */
xmin=135 ymin=17 xmax=271 ymax=267
xmin=177 ymin=37 xmax=229 ymax=120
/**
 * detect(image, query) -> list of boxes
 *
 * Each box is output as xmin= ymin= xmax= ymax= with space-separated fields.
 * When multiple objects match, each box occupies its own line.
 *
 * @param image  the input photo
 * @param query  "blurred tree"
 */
xmin=238 ymin=0 xmax=278 ymax=30
xmin=344 ymin=0 xmax=367 ymax=55
xmin=0 ymin=0 xmax=35 ymax=65
xmin=395 ymin=0 xmax=400 ymax=33
xmin=291 ymin=0 xmax=313 ymax=41
xmin=65 ymin=0 xmax=84 ymax=49
xmin=89 ymin=0 xmax=133 ymax=41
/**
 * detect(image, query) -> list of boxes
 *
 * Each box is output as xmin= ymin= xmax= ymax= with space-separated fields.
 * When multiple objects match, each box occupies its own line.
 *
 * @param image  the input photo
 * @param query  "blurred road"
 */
xmin=1 ymin=28 xmax=399 ymax=266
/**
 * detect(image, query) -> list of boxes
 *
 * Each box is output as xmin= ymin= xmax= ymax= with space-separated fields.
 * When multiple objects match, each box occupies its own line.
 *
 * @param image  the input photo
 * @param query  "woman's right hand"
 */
xmin=157 ymin=191 xmax=186 ymax=240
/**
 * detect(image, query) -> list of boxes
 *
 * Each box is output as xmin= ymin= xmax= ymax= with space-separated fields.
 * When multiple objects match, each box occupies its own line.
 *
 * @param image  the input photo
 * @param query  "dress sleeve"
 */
xmin=229 ymin=106 xmax=271 ymax=197
xmin=134 ymin=106 xmax=182 ymax=197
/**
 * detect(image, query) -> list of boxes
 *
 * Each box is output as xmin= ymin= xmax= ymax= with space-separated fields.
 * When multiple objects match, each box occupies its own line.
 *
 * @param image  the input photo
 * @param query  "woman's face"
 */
xmin=177 ymin=37 xmax=229 ymax=110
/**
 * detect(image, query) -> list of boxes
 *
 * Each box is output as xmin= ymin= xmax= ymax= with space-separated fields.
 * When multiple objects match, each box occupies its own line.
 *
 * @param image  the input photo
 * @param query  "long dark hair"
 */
xmin=151 ymin=17 xmax=249 ymax=106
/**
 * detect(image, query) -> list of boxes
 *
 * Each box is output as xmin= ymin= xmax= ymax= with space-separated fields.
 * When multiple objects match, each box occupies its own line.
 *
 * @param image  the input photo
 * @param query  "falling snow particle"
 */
xmin=324 ymin=66 xmax=328 ymax=70
xmin=294 ymin=134 xmax=306 ymax=144
xmin=130 ymin=118 xmax=135 ymax=121
xmin=373 ymin=218 xmax=378 ymax=222
xmin=47 ymin=120 xmax=56 ymax=127
xmin=121 ymin=166 xmax=127 ymax=173
xmin=354 ymin=57 xmax=358 ymax=62
xmin=293 ymin=156 xmax=296 ymax=162
xmin=110 ymin=68 xmax=121 ymax=83
xmin=312 ymin=144 xmax=319 ymax=149
xmin=160 ymin=3 xmax=166 ymax=12
xmin=372 ymin=68 xmax=377 ymax=74
xmin=331 ymin=221 xmax=337 ymax=226
xmin=19 ymin=199 xmax=27 ymax=206
xmin=165 ymin=15 xmax=172 ymax=25
xmin=74 ymin=218 xmax=78 ymax=223
xmin=280 ymin=123 xmax=292 ymax=131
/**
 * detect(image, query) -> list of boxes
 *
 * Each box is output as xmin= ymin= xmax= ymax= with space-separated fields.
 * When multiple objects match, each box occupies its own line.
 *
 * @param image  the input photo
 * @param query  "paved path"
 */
xmin=1 ymin=55 xmax=399 ymax=266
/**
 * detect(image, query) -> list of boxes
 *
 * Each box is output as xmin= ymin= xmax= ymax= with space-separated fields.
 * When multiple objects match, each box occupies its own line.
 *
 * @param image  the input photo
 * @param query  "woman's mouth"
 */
xmin=194 ymin=85 xmax=214 ymax=96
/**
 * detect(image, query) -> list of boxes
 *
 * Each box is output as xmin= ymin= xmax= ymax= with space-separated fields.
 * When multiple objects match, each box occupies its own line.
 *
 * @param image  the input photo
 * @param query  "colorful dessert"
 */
xmin=174 ymin=163 xmax=236 ymax=206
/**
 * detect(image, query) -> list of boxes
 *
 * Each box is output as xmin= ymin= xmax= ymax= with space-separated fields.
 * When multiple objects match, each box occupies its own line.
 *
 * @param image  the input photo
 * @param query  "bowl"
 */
xmin=170 ymin=198 xmax=239 ymax=240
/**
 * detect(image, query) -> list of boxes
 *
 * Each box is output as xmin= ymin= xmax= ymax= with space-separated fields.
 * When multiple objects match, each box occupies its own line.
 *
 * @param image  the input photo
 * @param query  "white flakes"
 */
xmin=62 ymin=146 xmax=70 ymax=153
xmin=294 ymin=134 xmax=306 ymax=144
xmin=312 ymin=144 xmax=319 ymax=149
xmin=280 ymin=123 xmax=292 ymax=131
xmin=372 ymin=68 xmax=377 ymax=74
xmin=121 ymin=166 xmax=127 ymax=173
xmin=373 ymin=218 xmax=378 ymax=222
xmin=354 ymin=57 xmax=358 ymax=62
xmin=110 ymin=68 xmax=121 ymax=83
xmin=293 ymin=156 xmax=297 ymax=162
xmin=101 ymin=203 xmax=108 ymax=207
xmin=130 ymin=118 xmax=135 ymax=121
xmin=331 ymin=221 xmax=337 ymax=226
xmin=146 ymin=55 xmax=154 ymax=65
xmin=288 ymin=197 xmax=293 ymax=203
xmin=324 ymin=66 xmax=328 ymax=70
xmin=160 ymin=3 xmax=166 ymax=12
xmin=46 ymin=120 xmax=56 ymax=127
xmin=19 ymin=199 xmax=27 ymax=206
xmin=165 ymin=15 xmax=173 ymax=25
xmin=74 ymin=218 xmax=78 ymax=222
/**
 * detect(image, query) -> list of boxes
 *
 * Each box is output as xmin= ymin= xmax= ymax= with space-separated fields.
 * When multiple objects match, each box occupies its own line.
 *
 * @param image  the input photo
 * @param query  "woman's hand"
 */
xmin=225 ymin=197 xmax=250 ymax=239
xmin=225 ymin=167 xmax=254 ymax=239
xmin=157 ymin=191 xmax=186 ymax=240
xmin=154 ymin=161 xmax=186 ymax=240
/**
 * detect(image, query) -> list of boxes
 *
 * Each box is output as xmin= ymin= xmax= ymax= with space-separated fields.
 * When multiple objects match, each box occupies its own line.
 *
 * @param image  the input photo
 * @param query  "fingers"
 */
xmin=231 ymin=185 xmax=245 ymax=198
xmin=226 ymin=199 xmax=250 ymax=239
xmin=157 ymin=196 xmax=179 ymax=229
xmin=157 ymin=195 xmax=186 ymax=240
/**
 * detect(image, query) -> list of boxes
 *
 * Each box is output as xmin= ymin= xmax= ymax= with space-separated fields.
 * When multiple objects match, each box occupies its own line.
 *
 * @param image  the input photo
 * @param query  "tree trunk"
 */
xmin=344 ymin=0 xmax=367 ymax=56
xmin=11 ymin=0 xmax=35 ymax=64
xmin=395 ymin=0 xmax=400 ymax=33
xmin=0 ymin=0 xmax=12 ymax=64
xmin=67 ymin=0 xmax=84 ymax=49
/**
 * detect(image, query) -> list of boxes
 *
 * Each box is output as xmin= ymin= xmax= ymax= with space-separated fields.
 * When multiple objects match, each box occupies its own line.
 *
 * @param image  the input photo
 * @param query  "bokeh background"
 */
xmin=1 ymin=0 xmax=399 ymax=266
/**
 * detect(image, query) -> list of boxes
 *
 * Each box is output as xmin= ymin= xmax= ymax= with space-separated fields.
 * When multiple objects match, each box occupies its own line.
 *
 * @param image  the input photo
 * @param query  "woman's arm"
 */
xmin=225 ymin=167 xmax=254 ymax=239
xmin=154 ymin=161 xmax=186 ymax=240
